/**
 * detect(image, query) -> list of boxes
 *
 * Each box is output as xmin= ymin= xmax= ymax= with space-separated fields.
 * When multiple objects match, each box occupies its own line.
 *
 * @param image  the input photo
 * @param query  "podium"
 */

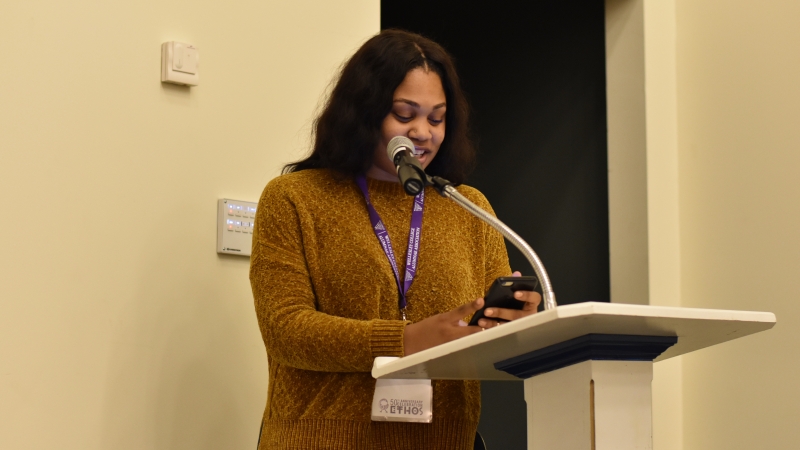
xmin=372 ymin=302 xmax=776 ymax=449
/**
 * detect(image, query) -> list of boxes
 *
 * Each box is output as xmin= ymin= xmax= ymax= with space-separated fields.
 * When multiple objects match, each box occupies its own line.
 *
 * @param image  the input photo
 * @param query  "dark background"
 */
xmin=382 ymin=1 xmax=609 ymax=448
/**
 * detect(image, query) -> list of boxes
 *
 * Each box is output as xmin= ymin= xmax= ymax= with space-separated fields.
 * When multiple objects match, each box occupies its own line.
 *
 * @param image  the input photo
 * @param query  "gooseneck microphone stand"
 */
xmin=401 ymin=165 xmax=557 ymax=311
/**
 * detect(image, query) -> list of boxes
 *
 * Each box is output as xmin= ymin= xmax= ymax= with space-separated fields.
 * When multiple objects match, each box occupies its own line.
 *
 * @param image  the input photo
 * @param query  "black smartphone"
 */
xmin=469 ymin=276 xmax=539 ymax=326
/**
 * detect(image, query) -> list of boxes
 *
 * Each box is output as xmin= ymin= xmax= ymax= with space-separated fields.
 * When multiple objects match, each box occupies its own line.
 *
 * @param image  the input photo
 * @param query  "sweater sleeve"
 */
xmin=249 ymin=178 xmax=407 ymax=373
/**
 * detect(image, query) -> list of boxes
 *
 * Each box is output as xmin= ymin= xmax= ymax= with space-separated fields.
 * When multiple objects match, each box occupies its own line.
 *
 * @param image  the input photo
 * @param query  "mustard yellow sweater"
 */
xmin=250 ymin=169 xmax=510 ymax=449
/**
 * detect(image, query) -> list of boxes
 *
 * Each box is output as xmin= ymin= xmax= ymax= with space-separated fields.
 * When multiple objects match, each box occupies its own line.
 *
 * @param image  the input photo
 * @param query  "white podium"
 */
xmin=372 ymin=302 xmax=776 ymax=450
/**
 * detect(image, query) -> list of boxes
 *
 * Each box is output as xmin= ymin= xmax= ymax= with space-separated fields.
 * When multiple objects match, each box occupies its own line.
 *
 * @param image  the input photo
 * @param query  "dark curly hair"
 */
xmin=283 ymin=29 xmax=476 ymax=185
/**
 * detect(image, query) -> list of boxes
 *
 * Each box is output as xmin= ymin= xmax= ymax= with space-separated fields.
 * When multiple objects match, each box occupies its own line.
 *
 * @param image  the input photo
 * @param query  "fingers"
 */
xmin=514 ymin=290 xmax=542 ymax=310
xmin=450 ymin=297 xmax=484 ymax=321
xmin=484 ymin=307 xmax=525 ymax=322
xmin=476 ymin=318 xmax=505 ymax=329
xmin=447 ymin=314 xmax=488 ymax=338
xmin=483 ymin=288 xmax=542 ymax=322
xmin=405 ymin=298 xmax=500 ymax=355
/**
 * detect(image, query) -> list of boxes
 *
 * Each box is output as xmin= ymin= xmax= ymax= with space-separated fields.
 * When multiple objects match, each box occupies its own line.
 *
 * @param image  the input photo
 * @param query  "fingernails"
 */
xmin=515 ymin=292 xmax=522 ymax=299
xmin=485 ymin=309 xmax=493 ymax=316
xmin=458 ymin=320 xmax=468 ymax=327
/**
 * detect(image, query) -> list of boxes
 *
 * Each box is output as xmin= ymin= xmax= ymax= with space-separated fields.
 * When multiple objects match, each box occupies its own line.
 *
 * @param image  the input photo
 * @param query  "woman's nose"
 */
xmin=408 ymin=120 xmax=432 ymax=141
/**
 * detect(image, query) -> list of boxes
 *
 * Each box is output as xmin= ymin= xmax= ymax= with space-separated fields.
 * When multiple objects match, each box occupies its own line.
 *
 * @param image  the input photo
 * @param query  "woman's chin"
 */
xmin=416 ymin=153 xmax=434 ymax=168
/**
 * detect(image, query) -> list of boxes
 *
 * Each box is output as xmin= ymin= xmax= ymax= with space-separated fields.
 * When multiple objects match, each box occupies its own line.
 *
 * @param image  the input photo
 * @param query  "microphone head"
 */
xmin=386 ymin=136 xmax=415 ymax=163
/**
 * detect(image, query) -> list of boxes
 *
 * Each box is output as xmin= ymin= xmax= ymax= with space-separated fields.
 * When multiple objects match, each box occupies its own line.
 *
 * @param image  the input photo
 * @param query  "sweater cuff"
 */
xmin=370 ymin=319 xmax=408 ymax=358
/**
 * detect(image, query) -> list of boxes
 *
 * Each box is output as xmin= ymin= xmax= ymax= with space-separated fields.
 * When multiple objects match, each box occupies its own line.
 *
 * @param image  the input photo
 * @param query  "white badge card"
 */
xmin=371 ymin=378 xmax=433 ymax=423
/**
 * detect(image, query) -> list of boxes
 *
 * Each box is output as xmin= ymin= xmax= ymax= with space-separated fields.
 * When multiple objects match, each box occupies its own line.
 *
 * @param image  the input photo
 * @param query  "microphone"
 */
xmin=386 ymin=136 xmax=425 ymax=195
xmin=387 ymin=136 xmax=558 ymax=311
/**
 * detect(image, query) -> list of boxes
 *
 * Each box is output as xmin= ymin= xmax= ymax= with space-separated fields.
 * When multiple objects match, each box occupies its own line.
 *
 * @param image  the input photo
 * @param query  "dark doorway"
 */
xmin=382 ymin=1 xmax=609 ymax=448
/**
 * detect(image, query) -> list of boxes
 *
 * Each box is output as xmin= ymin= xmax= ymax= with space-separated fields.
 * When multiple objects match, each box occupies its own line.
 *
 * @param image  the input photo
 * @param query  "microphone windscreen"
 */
xmin=386 ymin=136 xmax=414 ymax=161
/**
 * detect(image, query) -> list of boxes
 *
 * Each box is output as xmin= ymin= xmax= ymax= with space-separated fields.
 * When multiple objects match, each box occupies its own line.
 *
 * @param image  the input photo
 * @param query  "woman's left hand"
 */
xmin=475 ymin=271 xmax=542 ymax=329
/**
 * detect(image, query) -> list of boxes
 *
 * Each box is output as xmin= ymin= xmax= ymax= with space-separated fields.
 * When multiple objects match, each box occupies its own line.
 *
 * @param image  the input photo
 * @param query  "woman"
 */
xmin=250 ymin=29 xmax=541 ymax=449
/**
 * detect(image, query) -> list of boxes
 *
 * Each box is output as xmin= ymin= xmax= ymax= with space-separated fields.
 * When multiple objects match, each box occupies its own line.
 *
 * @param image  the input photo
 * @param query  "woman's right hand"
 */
xmin=402 ymin=298 xmax=487 ymax=356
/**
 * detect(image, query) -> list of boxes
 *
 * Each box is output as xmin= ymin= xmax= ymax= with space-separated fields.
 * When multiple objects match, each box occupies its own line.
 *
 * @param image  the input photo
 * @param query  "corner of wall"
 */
xmin=605 ymin=0 xmax=650 ymax=306
xmin=643 ymin=0 xmax=683 ymax=448
xmin=606 ymin=0 xmax=684 ymax=447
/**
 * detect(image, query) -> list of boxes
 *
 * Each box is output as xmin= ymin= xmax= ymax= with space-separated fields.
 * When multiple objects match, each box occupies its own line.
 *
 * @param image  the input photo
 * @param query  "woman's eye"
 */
xmin=394 ymin=113 xmax=412 ymax=122
xmin=429 ymin=117 xmax=444 ymax=125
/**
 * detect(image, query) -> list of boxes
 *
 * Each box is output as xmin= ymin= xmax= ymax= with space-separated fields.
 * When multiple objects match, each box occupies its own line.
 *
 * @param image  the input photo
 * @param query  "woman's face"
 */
xmin=368 ymin=67 xmax=447 ymax=182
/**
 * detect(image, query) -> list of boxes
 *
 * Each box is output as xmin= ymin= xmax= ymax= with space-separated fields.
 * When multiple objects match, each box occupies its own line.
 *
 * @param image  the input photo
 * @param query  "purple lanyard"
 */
xmin=356 ymin=175 xmax=424 ymax=320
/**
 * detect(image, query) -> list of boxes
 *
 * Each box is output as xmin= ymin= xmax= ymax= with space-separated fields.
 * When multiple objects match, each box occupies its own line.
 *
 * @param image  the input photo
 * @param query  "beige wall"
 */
xmin=611 ymin=0 xmax=800 ymax=448
xmin=676 ymin=0 xmax=800 ymax=448
xmin=0 ymin=1 xmax=378 ymax=448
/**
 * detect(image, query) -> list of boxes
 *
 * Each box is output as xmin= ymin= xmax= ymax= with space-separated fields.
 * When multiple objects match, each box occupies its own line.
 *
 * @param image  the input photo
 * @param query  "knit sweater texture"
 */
xmin=250 ymin=169 xmax=511 ymax=449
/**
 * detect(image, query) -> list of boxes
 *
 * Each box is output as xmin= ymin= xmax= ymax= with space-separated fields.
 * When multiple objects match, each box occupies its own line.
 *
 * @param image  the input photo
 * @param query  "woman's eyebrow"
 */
xmin=394 ymin=98 xmax=447 ymax=109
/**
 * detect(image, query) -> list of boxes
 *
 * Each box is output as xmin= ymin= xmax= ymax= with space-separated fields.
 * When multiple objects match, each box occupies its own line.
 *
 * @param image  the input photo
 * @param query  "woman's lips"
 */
xmin=414 ymin=150 xmax=430 ymax=166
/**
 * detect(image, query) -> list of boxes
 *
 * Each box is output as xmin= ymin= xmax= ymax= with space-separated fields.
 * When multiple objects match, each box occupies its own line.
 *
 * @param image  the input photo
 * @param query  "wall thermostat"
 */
xmin=217 ymin=198 xmax=257 ymax=256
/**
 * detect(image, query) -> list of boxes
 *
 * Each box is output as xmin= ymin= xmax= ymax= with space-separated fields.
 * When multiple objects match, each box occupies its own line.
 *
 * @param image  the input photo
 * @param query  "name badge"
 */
xmin=371 ymin=357 xmax=432 ymax=423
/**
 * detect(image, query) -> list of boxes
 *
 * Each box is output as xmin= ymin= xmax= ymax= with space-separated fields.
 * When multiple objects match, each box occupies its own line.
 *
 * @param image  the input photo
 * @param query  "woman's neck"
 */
xmin=365 ymin=164 xmax=400 ymax=183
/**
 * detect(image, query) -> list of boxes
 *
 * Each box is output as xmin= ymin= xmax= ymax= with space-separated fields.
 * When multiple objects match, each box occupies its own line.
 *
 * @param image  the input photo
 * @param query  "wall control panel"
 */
xmin=161 ymin=41 xmax=200 ymax=86
xmin=217 ymin=198 xmax=257 ymax=256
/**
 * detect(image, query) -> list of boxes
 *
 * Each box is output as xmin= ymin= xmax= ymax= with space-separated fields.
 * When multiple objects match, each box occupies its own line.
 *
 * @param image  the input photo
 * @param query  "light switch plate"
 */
xmin=172 ymin=43 xmax=197 ymax=74
xmin=161 ymin=41 xmax=199 ymax=86
xmin=217 ymin=198 xmax=257 ymax=256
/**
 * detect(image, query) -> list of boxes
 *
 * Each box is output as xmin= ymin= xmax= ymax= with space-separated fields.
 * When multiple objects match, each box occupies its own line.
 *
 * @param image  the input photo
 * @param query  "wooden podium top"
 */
xmin=372 ymin=302 xmax=776 ymax=381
